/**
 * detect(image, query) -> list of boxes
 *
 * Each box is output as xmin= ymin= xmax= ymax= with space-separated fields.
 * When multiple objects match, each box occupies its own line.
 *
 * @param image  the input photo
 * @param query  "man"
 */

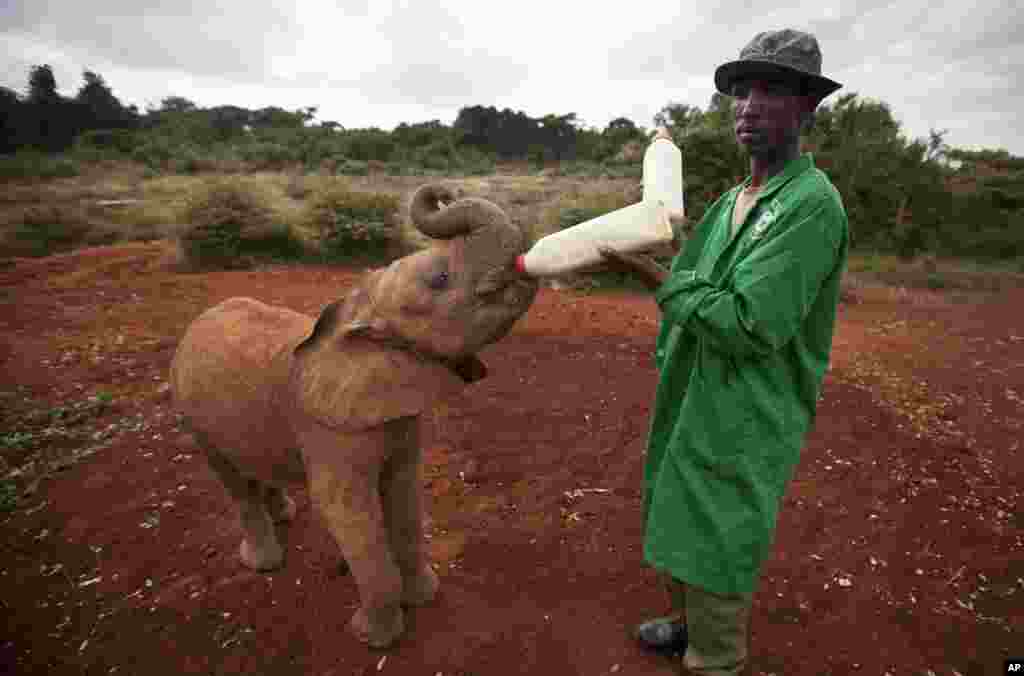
xmin=599 ymin=29 xmax=849 ymax=675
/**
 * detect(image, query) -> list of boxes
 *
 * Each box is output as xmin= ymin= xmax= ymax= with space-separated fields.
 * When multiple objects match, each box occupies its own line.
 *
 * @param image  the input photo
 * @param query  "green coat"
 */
xmin=644 ymin=154 xmax=848 ymax=596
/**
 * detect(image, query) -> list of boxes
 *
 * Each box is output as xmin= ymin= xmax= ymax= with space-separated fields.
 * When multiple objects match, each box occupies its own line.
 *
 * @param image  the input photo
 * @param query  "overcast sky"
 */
xmin=2 ymin=0 xmax=1022 ymax=155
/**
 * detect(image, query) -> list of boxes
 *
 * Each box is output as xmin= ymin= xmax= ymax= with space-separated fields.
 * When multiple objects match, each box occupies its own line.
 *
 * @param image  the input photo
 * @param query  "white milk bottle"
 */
xmin=515 ymin=130 xmax=685 ymax=277
xmin=643 ymin=134 xmax=685 ymax=222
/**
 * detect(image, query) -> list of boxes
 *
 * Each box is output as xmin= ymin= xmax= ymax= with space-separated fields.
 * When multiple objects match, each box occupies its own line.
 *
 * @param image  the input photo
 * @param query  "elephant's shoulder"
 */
xmin=290 ymin=343 xmax=463 ymax=432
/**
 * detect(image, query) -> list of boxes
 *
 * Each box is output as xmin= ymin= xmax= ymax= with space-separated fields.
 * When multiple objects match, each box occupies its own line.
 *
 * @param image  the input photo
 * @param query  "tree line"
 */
xmin=1 ymin=64 xmax=1022 ymax=261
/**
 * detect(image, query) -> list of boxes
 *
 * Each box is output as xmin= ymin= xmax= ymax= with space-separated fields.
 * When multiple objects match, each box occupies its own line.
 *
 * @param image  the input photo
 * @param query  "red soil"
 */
xmin=1 ymin=242 xmax=1021 ymax=675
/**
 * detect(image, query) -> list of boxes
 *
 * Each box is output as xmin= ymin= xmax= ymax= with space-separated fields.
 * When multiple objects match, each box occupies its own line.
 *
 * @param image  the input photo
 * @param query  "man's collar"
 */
xmin=738 ymin=153 xmax=815 ymax=197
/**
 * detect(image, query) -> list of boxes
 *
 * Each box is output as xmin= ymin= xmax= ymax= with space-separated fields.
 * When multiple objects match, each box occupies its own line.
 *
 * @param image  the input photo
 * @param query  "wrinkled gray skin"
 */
xmin=170 ymin=184 xmax=537 ymax=648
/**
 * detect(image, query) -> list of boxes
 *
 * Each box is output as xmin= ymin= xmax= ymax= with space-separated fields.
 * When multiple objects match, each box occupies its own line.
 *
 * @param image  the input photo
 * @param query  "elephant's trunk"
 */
xmin=409 ymin=183 xmax=511 ymax=240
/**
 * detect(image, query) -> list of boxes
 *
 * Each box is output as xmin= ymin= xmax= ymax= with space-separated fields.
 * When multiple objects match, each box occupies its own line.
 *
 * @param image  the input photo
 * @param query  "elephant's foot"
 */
xmin=402 ymin=564 xmax=439 ymax=606
xmin=349 ymin=604 xmax=405 ymax=648
xmin=239 ymin=538 xmax=284 ymax=571
xmin=267 ymin=489 xmax=297 ymax=523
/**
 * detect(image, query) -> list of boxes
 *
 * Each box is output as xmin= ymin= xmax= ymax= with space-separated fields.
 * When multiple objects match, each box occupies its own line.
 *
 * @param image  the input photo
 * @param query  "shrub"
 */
xmin=0 ymin=152 xmax=80 ymax=180
xmin=925 ymin=273 xmax=949 ymax=290
xmin=172 ymin=146 xmax=206 ymax=175
xmin=458 ymin=157 xmax=497 ymax=176
xmin=556 ymin=190 xmax=635 ymax=231
xmin=452 ymin=146 xmax=496 ymax=176
xmin=337 ymin=160 xmax=369 ymax=176
xmin=4 ymin=205 xmax=92 ymax=257
xmin=558 ymin=206 xmax=603 ymax=230
xmin=179 ymin=179 xmax=300 ymax=269
xmin=130 ymin=138 xmax=177 ymax=168
xmin=385 ymin=161 xmax=424 ymax=176
xmin=0 ymin=479 xmax=17 ymax=513
xmin=302 ymin=186 xmax=400 ymax=262
xmin=558 ymin=161 xmax=605 ymax=178
xmin=601 ymin=163 xmax=642 ymax=179
xmin=76 ymin=128 xmax=138 ymax=155
xmin=236 ymin=141 xmax=299 ymax=171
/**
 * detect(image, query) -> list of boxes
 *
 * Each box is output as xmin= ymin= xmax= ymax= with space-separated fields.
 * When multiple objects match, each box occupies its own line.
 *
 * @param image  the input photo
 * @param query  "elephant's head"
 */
xmin=370 ymin=182 xmax=538 ymax=357
xmin=289 ymin=183 xmax=537 ymax=430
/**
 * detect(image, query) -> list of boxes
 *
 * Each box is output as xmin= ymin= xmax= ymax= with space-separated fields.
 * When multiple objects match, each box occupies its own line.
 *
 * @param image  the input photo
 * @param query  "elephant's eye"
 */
xmin=426 ymin=270 xmax=449 ymax=290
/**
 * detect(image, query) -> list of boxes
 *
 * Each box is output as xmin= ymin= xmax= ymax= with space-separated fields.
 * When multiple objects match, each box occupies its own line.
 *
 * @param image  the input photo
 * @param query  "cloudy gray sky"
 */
xmin=3 ymin=0 xmax=1022 ymax=155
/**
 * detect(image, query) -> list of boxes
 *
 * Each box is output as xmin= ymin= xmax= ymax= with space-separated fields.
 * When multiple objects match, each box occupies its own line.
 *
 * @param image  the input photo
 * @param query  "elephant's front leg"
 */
xmin=381 ymin=418 xmax=439 ymax=606
xmin=300 ymin=423 xmax=405 ymax=648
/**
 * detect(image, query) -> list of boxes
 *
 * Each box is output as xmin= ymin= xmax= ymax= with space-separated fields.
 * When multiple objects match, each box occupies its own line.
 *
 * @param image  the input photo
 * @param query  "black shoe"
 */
xmin=634 ymin=616 xmax=688 ymax=654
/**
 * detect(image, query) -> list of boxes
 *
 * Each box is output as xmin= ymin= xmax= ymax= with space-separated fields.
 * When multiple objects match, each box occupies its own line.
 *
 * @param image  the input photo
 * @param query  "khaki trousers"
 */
xmin=665 ymin=577 xmax=753 ymax=676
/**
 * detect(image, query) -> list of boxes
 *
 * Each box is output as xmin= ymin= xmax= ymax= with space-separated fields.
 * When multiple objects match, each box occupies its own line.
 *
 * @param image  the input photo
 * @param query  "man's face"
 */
xmin=732 ymin=74 xmax=811 ymax=155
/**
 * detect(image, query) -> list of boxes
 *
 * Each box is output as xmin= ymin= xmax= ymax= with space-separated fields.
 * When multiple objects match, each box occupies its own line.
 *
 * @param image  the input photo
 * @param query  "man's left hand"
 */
xmin=597 ymin=247 xmax=668 ymax=292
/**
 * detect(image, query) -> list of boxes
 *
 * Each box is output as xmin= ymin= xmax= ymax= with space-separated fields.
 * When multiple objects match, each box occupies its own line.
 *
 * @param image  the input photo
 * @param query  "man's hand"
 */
xmin=597 ymin=247 xmax=668 ymax=292
xmin=668 ymin=212 xmax=692 ymax=253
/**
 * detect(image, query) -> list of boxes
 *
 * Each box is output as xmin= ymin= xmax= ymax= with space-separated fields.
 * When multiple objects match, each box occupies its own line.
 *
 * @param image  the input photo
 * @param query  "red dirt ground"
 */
xmin=1 ymin=242 xmax=1022 ymax=676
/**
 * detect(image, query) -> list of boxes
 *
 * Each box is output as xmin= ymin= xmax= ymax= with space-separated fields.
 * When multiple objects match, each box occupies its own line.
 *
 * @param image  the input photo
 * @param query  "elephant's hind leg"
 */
xmin=204 ymin=447 xmax=284 ymax=571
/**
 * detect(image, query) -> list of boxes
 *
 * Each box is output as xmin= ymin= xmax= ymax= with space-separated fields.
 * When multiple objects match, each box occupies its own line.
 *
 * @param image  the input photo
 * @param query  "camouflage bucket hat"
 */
xmin=714 ymin=29 xmax=842 ymax=103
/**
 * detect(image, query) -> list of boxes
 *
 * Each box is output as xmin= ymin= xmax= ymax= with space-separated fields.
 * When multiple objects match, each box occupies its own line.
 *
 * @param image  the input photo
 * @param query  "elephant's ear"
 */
xmin=289 ymin=296 xmax=465 ymax=431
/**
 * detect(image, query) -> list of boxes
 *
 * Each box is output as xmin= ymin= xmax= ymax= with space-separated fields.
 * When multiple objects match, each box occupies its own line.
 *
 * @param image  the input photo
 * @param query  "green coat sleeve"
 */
xmin=653 ymin=192 xmax=732 ymax=372
xmin=654 ymin=192 xmax=845 ymax=359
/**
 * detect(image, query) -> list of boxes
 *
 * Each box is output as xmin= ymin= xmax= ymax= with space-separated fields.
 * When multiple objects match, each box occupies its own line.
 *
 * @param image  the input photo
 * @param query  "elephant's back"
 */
xmin=170 ymin=297 xmax=313 ymax=456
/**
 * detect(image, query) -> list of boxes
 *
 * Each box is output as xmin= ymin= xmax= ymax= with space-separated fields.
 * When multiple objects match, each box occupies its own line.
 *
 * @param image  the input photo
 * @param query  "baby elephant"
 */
xmin=170 ymin=183 xmax=537 ymax=648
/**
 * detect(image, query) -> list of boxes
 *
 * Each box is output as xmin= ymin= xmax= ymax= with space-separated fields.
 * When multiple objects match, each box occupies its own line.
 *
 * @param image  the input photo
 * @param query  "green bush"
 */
xmin=559 ymin=161 xmax=605 ymax=178
xmin=925 ymin=273 xmax=949 ymax=290
xmin=130 ymin=138 xmax=177 ymax=168
xmin=236 ymin=141 xmax=299 ymax=170
xmin=0 ymin=479 xmax=17 ymax=513
xmin=76 ymin=128 xmax=138 ymax=154
xmin=179 ymin=180 xmax=299 ymax=269
xmin=559 ymin=206 xmax=605 ymax=230
xmin=337 ymin=160 xmax=369 ymax=176
xmin=302 ymin=186 xmax=400 ymax=262
xmin=5 ymin=205 xmax=92 ymax=257
xmin=0 ymin=152 xmax=80 ymax=180
xmin=451 ymin=146 xmax=496 ymax=175
xmin=172 ymin=146 xmax=206 ymax=174
xmin=385 ymin=161 xmax=426 ymax=176
xmin=601 ymin=163 xmax=642 ymax=179
xmin=557 ymin=191 xmax=634 ymax=230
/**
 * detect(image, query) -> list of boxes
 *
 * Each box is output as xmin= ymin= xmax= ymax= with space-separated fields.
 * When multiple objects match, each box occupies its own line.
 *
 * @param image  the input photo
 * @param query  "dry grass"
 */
xmin=3 ymin=165 xmax=1019 ymax=295
xmin=845 ymin=252 xmax=1024 ymax=295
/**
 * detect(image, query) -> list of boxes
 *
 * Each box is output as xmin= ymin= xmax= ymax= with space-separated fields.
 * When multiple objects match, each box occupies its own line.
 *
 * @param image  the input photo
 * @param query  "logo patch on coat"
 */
xmin=750 ymin=199 xmax=781 ymax=240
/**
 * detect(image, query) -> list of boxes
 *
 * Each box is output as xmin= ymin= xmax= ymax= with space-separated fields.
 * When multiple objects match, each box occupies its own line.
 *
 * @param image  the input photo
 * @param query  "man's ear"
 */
xmin=797 ymin=94 xmax=818 ymax=133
